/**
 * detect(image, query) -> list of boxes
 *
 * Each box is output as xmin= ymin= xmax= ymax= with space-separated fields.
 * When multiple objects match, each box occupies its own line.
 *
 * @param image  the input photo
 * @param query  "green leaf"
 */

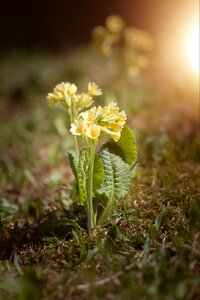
xmin=155 ymin=208 xmax=166 ymax=230
xmin=101 ymin=125 xmax=137 ymax=165
xmin=23 ymin=169 xmax=38 ymax=187
xmin=143 ymin=234 xmax=150 ymax=263
xmin=77 ymin=148 xmax=89 ymax=205
xmin=93 ymin=154 xmax=105 ymax=194
xmin=68 ymin=150 xmax=78 ymax=180
xmin=97 ymin=148 xmax=131 ymax=199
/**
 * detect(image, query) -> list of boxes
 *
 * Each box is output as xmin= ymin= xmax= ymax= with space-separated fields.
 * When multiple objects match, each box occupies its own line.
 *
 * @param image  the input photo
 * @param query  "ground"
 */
xmin=0 ymin=47 xmax=199 ymax=300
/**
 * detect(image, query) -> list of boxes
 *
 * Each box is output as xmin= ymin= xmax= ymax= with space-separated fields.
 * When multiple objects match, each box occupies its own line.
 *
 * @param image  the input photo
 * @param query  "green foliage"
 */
xmin=102 ymin=125 xmax=137 ymax=165
xmin=97 ymin=148 xmax=131 ymax=199
xmin=68 ymin=150 xmax=78 ymax=180
xmin=0 ymin=267 xmax=44 ymax=300
xmin=68 ymin=126 xmax=137 ymax=226
xmin=93 ymin=154 xmax=105 ymax=194
xmin=77 ymin=148 xmax=89 ymax=205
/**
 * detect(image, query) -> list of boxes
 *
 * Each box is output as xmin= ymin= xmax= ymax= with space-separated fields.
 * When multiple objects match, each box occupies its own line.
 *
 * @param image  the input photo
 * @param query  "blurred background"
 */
xmin=0 ymin=0 xmax=199 ymax=92
xmin=0 ymin=0 xmax=199 ymax=51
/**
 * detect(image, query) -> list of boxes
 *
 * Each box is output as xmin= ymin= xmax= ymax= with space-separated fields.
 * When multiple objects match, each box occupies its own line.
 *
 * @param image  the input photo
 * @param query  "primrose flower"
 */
xmin=47 ymin=91 xmax=66 ymax=107
xmin=70 ymin=119 xmax=87 ymax=136
xmin=88 ymin=82 xmax=102 ymax=97
xmin=70 ymin=103 xmax=126 ymax=142
xmin=92 ymin=26 xmax=107 ymax=41
xmin=101 ymin=128 xmax=121 ymax=142
xmin=86 ymin=124 xmax=101 ymax=140
xmin=106 ymin=102 xmax=120 ymax=115
xmin=105 ymin=15 xmax=125 ymax=33
xmin=47 ymin=81 xmax=103 ymax=117
xmin=100 ymin=103 xmax=126 ymax=126
xmin=124 ymin=27 xmax=153 ymax=50
xmin=81 ymin=110 xmax=97 ymax=123
xmin=47 ymin=82 xmax=77 ymax=107
xmin=76 ymin=93 xmax=93 ymax=111
xmin=107 ymin=120 xmax=125 ymax=132
xmin=116 ymin=110 xmax=127 ymax=123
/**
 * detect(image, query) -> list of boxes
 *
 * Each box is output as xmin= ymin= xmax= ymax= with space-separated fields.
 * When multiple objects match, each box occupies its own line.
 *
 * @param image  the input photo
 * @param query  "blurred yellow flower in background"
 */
xmin=88 ymin=82 xmax=102 ymax=96
xmin=124 ymin=27 xmax=153 ymax=50
xmin=105 ymin=15 xmax=125 ymax=33
xmin=92 ymin=15 xmax=153 ymax=78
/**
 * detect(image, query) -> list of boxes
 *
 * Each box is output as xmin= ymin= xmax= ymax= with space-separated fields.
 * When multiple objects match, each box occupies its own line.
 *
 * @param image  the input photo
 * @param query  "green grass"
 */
xmin=0 ymin=48 xmax=199 ymax=300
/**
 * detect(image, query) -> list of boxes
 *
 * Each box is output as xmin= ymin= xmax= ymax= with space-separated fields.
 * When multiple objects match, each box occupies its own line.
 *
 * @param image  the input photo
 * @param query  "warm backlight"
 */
xmin=186 ymin=25 xmax=199 ymax=74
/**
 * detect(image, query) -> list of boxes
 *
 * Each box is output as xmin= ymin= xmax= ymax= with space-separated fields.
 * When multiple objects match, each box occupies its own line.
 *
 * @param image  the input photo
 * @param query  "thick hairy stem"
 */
xmin=70 ymin=101 xmax=79 ymax=155
xmin=87 ymin=142 xmax=95 ymax=231
xmin=74 ymin=135 xmax=79 ymax=156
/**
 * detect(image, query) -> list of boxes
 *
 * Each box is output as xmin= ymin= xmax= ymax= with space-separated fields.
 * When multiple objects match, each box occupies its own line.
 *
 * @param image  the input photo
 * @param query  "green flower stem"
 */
xmin=87 ymin=141 xmax=95 ymax=231
xmin=70 ymin=100 xmax=79 ymax=155
xmin=74 ymin=135 xmax=79 ymax=156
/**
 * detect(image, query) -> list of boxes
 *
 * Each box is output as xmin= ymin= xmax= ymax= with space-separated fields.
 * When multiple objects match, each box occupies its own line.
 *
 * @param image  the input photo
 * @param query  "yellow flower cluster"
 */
xmin=70 ymin=102 xmax=127 ymax=142
xmin=92 ymin=15 xmax=125 ymax=57
xmin=47 ymin=81 xmax=102 ymax=114
xmin=92 ymin=15 xmax=153 ymax=77
xmin=124 ymin=27 xmax=153 ymax=51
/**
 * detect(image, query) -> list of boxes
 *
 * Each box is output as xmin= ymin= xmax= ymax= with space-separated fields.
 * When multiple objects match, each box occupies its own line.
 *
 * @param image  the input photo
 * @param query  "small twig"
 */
xmin=70 ymin=262 xmax=135 ymax=294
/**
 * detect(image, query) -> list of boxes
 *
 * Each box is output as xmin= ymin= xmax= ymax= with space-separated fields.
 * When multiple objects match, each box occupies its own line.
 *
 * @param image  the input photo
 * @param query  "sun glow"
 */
xmin=186 ymin=25 xmax=199 ymax=74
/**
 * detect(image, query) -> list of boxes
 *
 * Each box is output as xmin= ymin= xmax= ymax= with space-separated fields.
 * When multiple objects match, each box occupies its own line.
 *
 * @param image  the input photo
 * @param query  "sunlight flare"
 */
xmin=186 ymin=25 xmax=199 ymax=74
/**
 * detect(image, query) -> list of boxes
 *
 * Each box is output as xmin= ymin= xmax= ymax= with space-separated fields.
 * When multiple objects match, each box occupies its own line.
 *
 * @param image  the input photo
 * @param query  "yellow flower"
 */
xmin=105 ymin=15 xmax=125 ymax=33
xmin=106 ymin=121 xmax=124 ymax=132
xmin=97 ymin=104 xmax=126 ymax=141
xmin=100 ymin=104 xmax=126 ymax=125
xmin=69 ymin=102 xmax=126 ymax=142
xmin=53 ymin=82 xmax=77 ymax=96
xmin=70 ymin=119 xmax=87 ymax=136
xmin=76 ymin=93 xmax=94 ymax=111
xmin=106 ymin=102 xmax=120 ymax=114
xmin=86 ymin=124 xmax=101 ymax=140
xmin=100 ymin=43 xmax=113 ymax=57
xmin=47 ymin=92 xmax=63 ymax=106
xmin=102 ymin=128 xmax=121 ymax=142
xmin=57 ymin=82 xmax=78 ymax=95
xmin=47 ymin=82 xmax=77 ymax=107
xmin=124 ymin=27 xmax=153 ymax=50
xmin=81 ymin=110 xmax=97 ymax=123
xmin=92 ymin=26 xmax=107 ymax=41
xmin=116 ymin=110 xmax=127 ymax=123
xmin=88 ymin=82 xmax=102 ymax=97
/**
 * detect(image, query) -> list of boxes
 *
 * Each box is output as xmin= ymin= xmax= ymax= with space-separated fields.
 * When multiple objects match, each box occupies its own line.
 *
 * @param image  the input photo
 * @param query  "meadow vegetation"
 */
xmin=0 ymin=21 xmax=199 ymax=299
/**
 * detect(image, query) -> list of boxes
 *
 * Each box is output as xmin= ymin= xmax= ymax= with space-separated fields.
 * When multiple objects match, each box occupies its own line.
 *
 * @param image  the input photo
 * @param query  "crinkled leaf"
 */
xmin=93 ymin=154 xmax=105 ymax=194
xmin=68 ymin=150 xmax=78 ymax=180
xmin=97 ymin=148 xmax=131 ymax=199
xmin=77 ymin=148 xmax=89 ymax=205
xmin=101 ymin=125 xmax=137 ymax=165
